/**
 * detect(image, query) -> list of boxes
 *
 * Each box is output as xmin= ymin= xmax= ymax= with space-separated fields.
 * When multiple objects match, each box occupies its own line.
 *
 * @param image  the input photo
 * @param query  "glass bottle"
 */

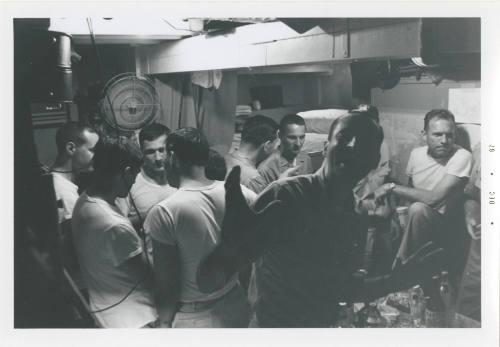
xmin=334 ymin=302 xmax=355 ymax=328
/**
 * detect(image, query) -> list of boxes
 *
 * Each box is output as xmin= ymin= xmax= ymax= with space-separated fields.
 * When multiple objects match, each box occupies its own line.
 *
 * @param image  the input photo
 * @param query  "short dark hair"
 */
xmin=241 ymin=115 xmax=278 ymax=147
xmin=205 ymin=148 xmax=227 ymax=181
xmin=55 ymin=121 xmax=96 ymax=153
xmin=328 ymin=111 xmax=384 ymax=149
xmin=424 ymin=109 xmax=456 ymax=130
xmin=167 ymin=127 xmax=209 ymax=167
xmin=138 ymin=123 xmax=170 ymax=147
xmin=351 ymin=105 xmax=380 ymax=123
xmin=279 ymin=114 xmax=306 ymax=134
xmin=92 ymin=136 xmax=143 ymax=179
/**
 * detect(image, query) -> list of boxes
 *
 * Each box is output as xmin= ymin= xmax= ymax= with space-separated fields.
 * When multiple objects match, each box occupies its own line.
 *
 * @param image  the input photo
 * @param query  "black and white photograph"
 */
xmin=2 ymin=2 xmax=499 ymax=347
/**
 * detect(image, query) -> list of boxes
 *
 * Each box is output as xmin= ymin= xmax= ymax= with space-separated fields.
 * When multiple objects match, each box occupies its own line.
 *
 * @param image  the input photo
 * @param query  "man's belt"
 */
xmin=177 ymin=283 xmax=239 ymax=313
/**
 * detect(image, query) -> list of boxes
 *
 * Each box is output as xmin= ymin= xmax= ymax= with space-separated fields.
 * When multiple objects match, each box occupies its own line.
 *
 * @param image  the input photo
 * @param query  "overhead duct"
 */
xmin=279 ymin=18 xmax=332 ymax=34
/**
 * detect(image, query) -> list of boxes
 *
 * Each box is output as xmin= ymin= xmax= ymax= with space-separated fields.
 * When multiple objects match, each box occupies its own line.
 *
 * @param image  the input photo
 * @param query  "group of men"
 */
xmin=50 ymin=107 xmax=479 ymax=328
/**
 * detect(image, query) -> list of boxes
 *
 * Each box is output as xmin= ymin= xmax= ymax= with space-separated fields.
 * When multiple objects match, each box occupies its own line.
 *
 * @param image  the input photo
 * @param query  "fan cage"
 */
xmin=101 ymin=72 xmax=160 ymax=132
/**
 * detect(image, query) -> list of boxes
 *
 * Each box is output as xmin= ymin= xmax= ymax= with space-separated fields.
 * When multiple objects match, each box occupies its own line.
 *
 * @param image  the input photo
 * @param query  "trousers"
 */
xmin=172 ymin=283 xmax=250 ymax=328
xmin=394 ymin=202 xmax=446 ymax=265
xmin=393 ymin=202 xmax=467 ymax=278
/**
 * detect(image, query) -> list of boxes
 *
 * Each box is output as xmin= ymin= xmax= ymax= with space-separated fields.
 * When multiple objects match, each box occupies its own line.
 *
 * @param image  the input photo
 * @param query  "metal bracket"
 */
xmin=342 ymin=19 xmax=350 ymax=58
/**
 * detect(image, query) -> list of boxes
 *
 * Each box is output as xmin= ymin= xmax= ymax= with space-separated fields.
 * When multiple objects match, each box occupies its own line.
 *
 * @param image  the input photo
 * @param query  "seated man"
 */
xmin=145 ymin=128 xmax=256 ymax=328
xmin=116 ymin=123 xmax=177 ymax=224
xmin=72 ymin=137 xmax=158 ymax=328
xmin=456 ymin=142 xmax=481 ymax=321
xmin=256 ymin=114 xmax=314 ymax=190
xmin=373 ymin=109 xmax=472 ymax=270
xmin=225 ymin=115 xmax=279 ymax=193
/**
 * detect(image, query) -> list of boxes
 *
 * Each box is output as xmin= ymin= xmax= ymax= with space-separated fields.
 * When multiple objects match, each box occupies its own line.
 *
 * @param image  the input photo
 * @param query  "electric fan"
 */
xmin=100 ymin=72 xmax=160 ymax=132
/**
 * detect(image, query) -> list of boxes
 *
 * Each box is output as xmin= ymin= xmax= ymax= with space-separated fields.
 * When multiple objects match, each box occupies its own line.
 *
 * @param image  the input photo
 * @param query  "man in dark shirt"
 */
xmin=198 ymin=111 xmax=444 ymax=327
xmin=250 ymin=111 xmax=386 ymax=327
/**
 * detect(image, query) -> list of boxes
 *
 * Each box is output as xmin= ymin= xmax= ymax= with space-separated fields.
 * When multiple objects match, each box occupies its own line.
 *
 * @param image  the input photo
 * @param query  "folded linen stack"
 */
xmin=235 ymin=105 xmax=252 ymax=117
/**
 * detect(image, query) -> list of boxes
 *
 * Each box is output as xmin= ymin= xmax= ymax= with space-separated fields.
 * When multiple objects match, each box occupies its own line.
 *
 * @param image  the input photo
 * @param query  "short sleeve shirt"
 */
xmin=52 ymin=172 xmax=79 ymax=223
xmin=225 ymin=151 xmax=260 ymax=186
xmin=115 ymin=170 xmax=177 ymax=219
xmin=72 ymin=193 xmax=157 ymax=328
xmin=145 ymin=181 xmax=256 ymax=303
xmin=406 ymin=145 xmax=472 ymax=213
xmin=465 ymin=143 xmax=481 ymax=196
xmin=256 ymin=151 xmax=314 ymax=191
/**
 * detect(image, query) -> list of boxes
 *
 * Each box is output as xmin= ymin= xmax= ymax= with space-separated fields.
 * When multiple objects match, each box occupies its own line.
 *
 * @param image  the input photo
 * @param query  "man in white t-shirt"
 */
xmin=373 ymin=109 xmax=472 ymax=268
xmin=50 ymin=122 xmax=99 ymax=275
xmin=72 ymin=137 xmax=158 ymax=328
xmin=145 ymin=127 xmax=256 ymax=328
xmin=51 ymin=122 xmax=99 ymax=226
xmin=116 ymin=123 xmax=177 ymax=223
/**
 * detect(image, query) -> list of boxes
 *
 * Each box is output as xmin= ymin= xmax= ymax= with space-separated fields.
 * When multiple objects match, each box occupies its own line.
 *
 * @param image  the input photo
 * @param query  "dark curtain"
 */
xmin=154 ymin=71 xmax=237 ymax=155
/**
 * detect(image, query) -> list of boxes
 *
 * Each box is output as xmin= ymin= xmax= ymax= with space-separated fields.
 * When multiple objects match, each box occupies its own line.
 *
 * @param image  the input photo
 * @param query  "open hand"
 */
xmin=279 ymin=166 xmax=301 ymax=179
xmin=466 ymin=218 xmax=481 ymax=240
xmin=367 ymin=195 xmax=392 ymax=218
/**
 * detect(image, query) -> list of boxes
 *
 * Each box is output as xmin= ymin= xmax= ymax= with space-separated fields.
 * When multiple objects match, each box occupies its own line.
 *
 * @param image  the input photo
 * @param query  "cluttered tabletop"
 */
xmin=337 ymin=287 xmax=480 ymax=328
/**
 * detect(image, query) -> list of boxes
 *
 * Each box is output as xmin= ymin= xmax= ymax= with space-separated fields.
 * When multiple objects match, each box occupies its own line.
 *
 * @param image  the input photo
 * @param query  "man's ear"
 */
xmin=276 ymin=129 xmax=281 ymax=139
xmin=65 ymin=141 xmax=76 ymax=156
xmin=263 ymin=140 xmax=273 ymax=153
xmin=421 ymin=129 xmax=427 ymax=141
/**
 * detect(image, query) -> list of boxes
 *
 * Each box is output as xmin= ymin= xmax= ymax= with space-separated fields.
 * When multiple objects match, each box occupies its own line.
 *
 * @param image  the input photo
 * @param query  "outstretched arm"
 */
xmin=373 ymin=174 xmax=467 ymax=209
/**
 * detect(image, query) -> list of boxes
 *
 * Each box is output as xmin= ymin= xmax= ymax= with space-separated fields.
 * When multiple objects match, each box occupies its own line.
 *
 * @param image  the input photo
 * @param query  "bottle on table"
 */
xmin=439 ymin=271 xmax=457 ymax=326
xmin=423 ymin=273 xmax=452 ymax=327
xmin=409 ymin=285 xmax=425 ymax=326
xmin=355 ymin=302 xmax=369 ymax=327
xmin=334 ymin=302 xmax=355 ymax=328
xmin=439 ymin=271 xmax=456 ymax=308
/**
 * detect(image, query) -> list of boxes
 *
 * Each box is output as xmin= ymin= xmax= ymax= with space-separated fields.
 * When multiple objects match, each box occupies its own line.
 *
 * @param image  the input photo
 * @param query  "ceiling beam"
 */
xmin=136 ymin=19 xmax=423 ymax=74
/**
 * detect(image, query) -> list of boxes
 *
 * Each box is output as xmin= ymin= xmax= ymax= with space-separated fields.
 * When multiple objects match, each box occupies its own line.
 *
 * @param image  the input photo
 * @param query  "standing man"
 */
xmin=51 ymin=122 xmax=99 ymax=227
xmin=225 ymin=115 xmax=279 ymax=192
xmin=50 ymin=122 xmax=99 ymax=276
xmin=72 ymin=137 xmax=158 ymax=328
xmin=372 ymin=109 xmax=472 ymax=268
xmin=256 ymin=114 xmax=313 ymax=190
xmin=116 ymin=123 xmax=177 ymax=224
xmin=145 ymin=127 xmax=256 ymax=328
xmin=198 ymin=111 xmax=444 ymax=327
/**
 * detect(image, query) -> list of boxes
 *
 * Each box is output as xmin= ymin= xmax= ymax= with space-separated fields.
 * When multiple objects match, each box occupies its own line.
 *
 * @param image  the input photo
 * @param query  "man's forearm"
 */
xmin=155 ymin=294 xmax=179 ymax=326
xmin=392 ymin=184 xmax=444 ymax=208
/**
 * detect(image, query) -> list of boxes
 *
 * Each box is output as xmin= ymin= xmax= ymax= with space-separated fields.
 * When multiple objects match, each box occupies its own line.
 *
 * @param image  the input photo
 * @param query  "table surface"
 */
xmin=355 ymin=291 xmax=481 ymax=328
